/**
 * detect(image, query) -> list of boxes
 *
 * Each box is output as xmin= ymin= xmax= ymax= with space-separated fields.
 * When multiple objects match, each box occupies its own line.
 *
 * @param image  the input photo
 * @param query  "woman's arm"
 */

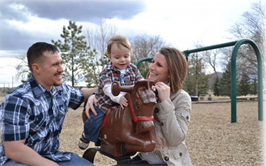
xmin=155 ymin=86 xmax=191 ymax=147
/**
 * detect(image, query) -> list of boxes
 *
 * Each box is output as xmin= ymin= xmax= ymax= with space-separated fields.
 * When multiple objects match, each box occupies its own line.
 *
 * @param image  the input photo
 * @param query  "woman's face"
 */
xmin=148 ymin=52 xmax=169 ymax=83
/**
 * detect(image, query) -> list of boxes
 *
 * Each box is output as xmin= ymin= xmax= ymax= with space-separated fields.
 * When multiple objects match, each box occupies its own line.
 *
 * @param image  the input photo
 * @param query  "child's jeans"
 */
xmin=84 ymin=105 xmax=105 ymax=142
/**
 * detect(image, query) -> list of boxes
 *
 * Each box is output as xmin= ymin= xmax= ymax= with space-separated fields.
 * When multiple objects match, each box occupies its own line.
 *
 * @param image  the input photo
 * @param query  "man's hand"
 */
xmin=85 ymin=95 xmax=98 ymax=119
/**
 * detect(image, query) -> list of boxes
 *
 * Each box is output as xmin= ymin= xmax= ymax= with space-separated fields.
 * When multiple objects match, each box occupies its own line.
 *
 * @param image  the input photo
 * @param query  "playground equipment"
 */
xmin=136 ymin=39 xmax=263 ymax=123
xmin=82 ymin=38 xmax=263 ymax=165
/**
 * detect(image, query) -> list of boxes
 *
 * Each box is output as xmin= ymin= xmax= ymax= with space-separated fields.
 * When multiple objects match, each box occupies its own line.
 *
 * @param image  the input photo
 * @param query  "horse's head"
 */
xmin=112 ymin=79 xmax=157 ymax=122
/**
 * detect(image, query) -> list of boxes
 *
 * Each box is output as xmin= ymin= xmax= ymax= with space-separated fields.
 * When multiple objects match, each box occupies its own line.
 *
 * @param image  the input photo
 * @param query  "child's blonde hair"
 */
xmin=105 ymin=35 xmax=131 ymax=57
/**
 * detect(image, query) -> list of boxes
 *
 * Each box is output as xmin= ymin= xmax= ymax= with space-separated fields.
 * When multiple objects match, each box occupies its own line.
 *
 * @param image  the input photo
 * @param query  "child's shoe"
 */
xmin=78 ymin=132 xmax=90 ymax=150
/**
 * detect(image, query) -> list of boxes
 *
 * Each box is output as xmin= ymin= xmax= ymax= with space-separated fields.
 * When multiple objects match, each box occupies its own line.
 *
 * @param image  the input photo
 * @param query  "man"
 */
xmin=0 ymin=42 xmax=96 ymax=166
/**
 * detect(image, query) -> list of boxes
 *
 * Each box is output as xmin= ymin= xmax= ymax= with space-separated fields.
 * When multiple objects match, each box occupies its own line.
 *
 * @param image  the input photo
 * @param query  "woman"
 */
xmin=86 ymin=47 xmax=192 ymax=166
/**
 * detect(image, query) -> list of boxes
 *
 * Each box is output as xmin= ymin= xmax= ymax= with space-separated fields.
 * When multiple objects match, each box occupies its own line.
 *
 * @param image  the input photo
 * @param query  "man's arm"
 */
xmin=81 ymin=87 xmax=97 ymax=103
xmin=4 ymin=140 xmax=58 ymax=166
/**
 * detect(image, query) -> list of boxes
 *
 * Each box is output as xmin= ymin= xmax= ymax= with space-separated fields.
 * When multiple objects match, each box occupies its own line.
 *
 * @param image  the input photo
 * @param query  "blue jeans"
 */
xmin=3 ymin=153 xmax=95 ymax=166
xmin=84 ymin=105 xmax=105 ymax=142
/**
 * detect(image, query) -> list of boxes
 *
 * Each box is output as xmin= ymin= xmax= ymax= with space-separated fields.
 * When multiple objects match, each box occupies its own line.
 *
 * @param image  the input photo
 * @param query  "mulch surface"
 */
xmin=59 ymin=101 xmax=264 ymax=166
xmin=0 ymin=100 xmax=263 ymax=165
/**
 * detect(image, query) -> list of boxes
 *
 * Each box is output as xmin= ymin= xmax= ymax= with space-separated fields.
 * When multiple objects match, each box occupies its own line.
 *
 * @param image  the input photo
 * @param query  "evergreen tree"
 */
xmin=84 ymin=51 xmax=101 ymax=88
xmin=213 ymin=77 xmax=220 ymax=96
xmin=238 ymin=71 xmax=251 ymax=96
xmin=52 ymin=21 xmax=97 ymax=87
xmin=251 ymin=78 xmax=258 ymax=95
xmin=198 ymin=73 xmax=209 ymax=96
xmin=219 ymin=62 xmax=231 ymax=97
xmin=137 ymin=61 xmax=150 ymax=78
xmin=183 ymin=53 xmax=209 ymax=96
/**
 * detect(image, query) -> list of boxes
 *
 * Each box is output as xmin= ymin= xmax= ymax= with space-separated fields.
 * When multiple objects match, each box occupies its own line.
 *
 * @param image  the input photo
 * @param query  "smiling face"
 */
xmin=32 ymin=51 xmax=64 ymax=91
xmin=148 ymin=52 xmax=169 ymax=83
xmin=109 ymin=43 xmax=131 ymax=70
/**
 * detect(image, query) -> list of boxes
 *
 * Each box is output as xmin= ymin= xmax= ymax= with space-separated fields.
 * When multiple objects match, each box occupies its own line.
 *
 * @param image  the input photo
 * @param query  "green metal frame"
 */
xmin=135 ymin=39 xmax=263 ymax=123
xmin=231 ymin=39 xmax=263 ymax=122
xmin=135 ymin=57 xmax=153 ymax=67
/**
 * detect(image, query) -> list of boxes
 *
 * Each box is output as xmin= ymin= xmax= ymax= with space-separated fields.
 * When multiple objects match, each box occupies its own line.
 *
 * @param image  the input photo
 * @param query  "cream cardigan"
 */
xmin=139 ymin=89 xmax=192 ymax=166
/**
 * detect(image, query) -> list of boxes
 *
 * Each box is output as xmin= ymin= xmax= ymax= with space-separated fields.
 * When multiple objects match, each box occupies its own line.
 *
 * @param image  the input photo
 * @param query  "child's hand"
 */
xmin=119 ymin=95 xmax=128 ymax=109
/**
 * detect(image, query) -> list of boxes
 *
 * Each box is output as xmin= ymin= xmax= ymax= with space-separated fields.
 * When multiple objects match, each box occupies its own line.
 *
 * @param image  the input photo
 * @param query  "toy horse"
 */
xmin=82 ymin=79 xmax=157 ymax=162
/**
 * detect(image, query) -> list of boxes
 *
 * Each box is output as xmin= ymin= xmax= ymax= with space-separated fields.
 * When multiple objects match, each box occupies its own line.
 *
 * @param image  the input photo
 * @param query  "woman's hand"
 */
xmin=152 ymin=82 xmax=170 ymax=102
xmin=85 ymin=95 xmax=97 ymax=119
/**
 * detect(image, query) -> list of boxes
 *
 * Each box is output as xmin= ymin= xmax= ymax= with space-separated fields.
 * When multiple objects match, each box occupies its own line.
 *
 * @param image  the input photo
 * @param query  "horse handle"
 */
xmin=111 ymin=81 xmax=134 ymax=96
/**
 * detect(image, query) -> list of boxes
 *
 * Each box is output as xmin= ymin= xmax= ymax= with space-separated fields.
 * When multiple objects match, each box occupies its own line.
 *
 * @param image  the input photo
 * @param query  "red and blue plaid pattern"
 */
xmin=95 ymin=62 xmax=143 ymax=113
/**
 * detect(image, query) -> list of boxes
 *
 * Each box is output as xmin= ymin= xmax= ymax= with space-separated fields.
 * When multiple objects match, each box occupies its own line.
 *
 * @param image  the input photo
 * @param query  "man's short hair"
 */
xmin=27 ymin=42 xmax=59 ymax=71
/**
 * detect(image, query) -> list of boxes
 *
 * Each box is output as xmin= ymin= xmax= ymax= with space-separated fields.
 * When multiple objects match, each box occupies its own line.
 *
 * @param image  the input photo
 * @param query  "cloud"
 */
xmin=0 ymin=0 xmax=146 ymax=22
xmin=0 ymin=0 xmax=146 ymax=54
xmin=0 ymin=23 xmax=32 ymax=51
xmin=0 ymin=1 xmax=31 ymax=21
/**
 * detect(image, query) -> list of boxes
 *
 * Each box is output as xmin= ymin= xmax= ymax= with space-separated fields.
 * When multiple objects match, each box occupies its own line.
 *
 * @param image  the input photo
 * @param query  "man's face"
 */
xmin=35 ymin=51 xmax=64 ymax=91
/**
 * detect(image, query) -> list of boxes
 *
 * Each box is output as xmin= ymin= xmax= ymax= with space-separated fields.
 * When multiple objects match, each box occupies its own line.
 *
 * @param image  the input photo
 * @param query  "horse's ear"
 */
xmin=148 ymin=80 xmax=155 ymax=89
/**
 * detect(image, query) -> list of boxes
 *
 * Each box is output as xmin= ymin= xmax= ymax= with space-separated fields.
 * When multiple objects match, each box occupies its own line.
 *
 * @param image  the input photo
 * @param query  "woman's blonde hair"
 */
xmin=105 ymin=35 xmax=131 ymax=56
xmin=159 ymin=47 xmax=188 ymax=92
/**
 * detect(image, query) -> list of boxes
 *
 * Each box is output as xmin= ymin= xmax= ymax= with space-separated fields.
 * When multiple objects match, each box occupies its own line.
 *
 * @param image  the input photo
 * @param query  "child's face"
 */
xmin=109 ymin=43 xmax=131 ymax=70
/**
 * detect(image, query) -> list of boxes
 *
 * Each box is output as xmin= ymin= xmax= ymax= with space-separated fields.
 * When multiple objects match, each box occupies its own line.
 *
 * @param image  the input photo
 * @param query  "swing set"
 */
xmin=136 ymin=38 xmax=263 ymax=123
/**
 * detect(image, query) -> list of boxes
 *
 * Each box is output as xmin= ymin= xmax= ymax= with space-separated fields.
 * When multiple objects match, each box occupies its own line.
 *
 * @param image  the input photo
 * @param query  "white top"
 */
xmin=103 ymin=69 xmax=126 ymax=103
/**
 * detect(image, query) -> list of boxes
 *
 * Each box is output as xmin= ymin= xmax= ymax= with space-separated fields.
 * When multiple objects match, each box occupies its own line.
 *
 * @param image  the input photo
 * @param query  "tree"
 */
xmin=229 ymin=1 xmax=265 ymax=55
xmin=131 ymin=34 xmax=168 ymax=62
xmin=131 ymin=33 xmax=169 ymax=77
xmin=251 ymin=78 xmax=258 ymax=95
xmin=197 ymin=72 xmax=209 ymax=96
xmin=52 ymin=20 xmax=97 ymax=87
xmin=15 ymin=54 xmax=31 ymax=83
xmin=213 ymin=77 xmax=220 ymax=96
xmin=183 ymin=53 xmax=209 ymax=96
xmin=83 ymin=51 xmax=101 ymax=88
xmin=227 ymin=1 xmax=265 ymax=85
xmin=85 ymin=19 xmax=118 ymax=86
xmin=86 ymin=19 xmax=117 ymax=68
xmin=202 ymin=49 xmax=220 ymax=78
xmin=238 ymin=71 xmax=251 ymax=96
xmin=219 ymin=62 xmax=231 ymax=97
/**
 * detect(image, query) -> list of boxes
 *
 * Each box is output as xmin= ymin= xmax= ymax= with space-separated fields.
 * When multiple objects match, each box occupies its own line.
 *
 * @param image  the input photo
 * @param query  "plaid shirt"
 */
xmin=96 ymin=62 xmax=143 ymax=113
xmin=0 ymin=76 xmax=84 ymax=165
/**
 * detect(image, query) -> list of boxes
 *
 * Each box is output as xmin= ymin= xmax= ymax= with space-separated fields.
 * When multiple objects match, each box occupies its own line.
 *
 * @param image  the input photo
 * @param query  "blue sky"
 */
xmin=0 ymin=0 xmax=259 ymax=87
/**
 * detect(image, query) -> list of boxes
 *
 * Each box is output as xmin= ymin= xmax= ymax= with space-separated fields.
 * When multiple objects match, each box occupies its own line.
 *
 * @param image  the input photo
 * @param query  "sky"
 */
xmin=0 ymin=0 xmax=259 ymax=87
